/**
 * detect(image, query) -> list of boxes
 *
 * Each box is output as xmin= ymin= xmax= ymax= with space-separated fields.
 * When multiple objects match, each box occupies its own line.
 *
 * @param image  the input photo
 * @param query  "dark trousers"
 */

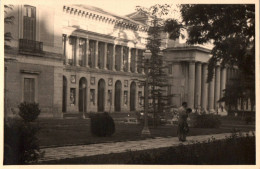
xmin=177 ymin=122 xmax=189 ymax=141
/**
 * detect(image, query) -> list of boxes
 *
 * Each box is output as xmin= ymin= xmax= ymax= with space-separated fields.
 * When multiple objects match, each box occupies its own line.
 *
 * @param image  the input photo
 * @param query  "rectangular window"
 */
xmin=24 ymin=78 xmax=35 ymax=103
xmin=137 ymin=50 xmax=143 ymax=73
xmin=23 ymin=5 xmax=36 ymax=40
xmin=70 ymin=88 xmax=76 ymax=106
xmin=89 ymin=40 xmax=95 ymax=68
xmin=123 ymin=47 xmax=128 ymax=72
xmin=124 ymin=91 xmax=128 ymax=105
xmin=108 ymin=90 xmax=112 ymax=105
xmin=68 ymin=36 xmax=76 ymax=65
xmin=79 ymin=38 xmax=86 ymax=66
xmin=168 ymin=64 xmax=172 ymax=74
xmin=138 ymin=91 xmax=142 ymax=105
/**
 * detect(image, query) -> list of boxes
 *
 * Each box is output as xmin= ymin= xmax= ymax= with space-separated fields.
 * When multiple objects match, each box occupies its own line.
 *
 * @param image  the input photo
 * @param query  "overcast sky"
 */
xmin=82 ymin=0 xmax=177 ymax=16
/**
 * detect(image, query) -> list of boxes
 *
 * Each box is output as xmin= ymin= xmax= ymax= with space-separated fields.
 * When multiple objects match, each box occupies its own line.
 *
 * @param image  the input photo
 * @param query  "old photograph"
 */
xmin=2 ymin=0 xmax=257 ymax=166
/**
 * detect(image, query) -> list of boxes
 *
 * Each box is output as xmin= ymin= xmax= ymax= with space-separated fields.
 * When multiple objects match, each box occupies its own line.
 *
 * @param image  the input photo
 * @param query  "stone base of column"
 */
xmin=209 ymin=109 xmax=216 ymax=114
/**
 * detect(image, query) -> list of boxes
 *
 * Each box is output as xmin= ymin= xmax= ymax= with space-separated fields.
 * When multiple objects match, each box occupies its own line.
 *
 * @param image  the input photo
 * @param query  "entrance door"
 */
xmin=114 ymin=80 xmax=122 ymax=112
xmin=98 ymin=79 xmax=105 ymax=112
xmin=130 ymin=82 xmax=136 ymax=111
xmin=79 ymin=77 xmax=87 ymax=112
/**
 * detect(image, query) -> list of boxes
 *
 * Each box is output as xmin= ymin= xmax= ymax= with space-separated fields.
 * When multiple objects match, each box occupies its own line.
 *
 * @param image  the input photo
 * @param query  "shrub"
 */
xmin=18 ymin=102 xmax=41 ymax=122
xmin=127 ymin=134 xmax=255 ymax=164
xmin=4 ymin=102 xmax=42 ymax=164
xmin=190 ymin=113 xmax=221 ymax=128
xmin=90 ymin=112 xmax=115 ymax=137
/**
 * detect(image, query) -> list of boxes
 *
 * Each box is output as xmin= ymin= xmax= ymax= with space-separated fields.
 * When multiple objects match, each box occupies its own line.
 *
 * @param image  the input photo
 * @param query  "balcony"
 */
xmin=19 ymin=39 xmax=43 ymax=53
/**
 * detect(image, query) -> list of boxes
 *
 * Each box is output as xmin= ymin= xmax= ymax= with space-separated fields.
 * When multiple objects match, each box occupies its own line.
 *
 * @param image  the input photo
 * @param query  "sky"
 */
xmin=63 ymin=0 xmax=180 ymax=16
xmin=77 ymin=0 xmax=178 ymax=16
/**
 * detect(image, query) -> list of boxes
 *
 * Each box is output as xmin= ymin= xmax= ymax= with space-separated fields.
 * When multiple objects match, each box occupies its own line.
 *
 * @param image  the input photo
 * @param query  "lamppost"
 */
xmin=141 ymin=49 xmax=151 ymax=136
xmin=82 ymin=83 xmax=86 ymax=119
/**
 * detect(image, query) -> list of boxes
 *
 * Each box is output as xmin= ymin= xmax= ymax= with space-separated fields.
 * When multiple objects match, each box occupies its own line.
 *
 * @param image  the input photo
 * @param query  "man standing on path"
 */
xmin=177 ymin=102 xmax=188 ymax=141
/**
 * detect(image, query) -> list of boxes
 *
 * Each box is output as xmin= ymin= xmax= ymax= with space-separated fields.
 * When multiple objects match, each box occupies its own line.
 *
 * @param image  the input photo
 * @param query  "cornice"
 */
xmin=63 ymin=5 xmax=149 ymax=32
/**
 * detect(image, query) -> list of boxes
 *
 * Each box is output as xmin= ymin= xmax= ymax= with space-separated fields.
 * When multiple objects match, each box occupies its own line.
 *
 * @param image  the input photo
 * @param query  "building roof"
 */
xmin=74 ymin=4 xmax=147 ymax=27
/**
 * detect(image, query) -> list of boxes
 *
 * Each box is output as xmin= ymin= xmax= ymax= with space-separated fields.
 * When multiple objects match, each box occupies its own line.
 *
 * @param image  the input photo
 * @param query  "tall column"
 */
xmin=120 ymin=46 xmax=124 ymax=71
xmin=128 ymin=47 xmax=131 ymax=72
xmin=135 ymin=49 xmax=138 ymax=73
xmin=85 ymin=39 xmax=89 ymax=68
xmin=188 ymin=61 xmax=195 ymax=109
xmin=112 ymin=44 xmax=116 ymax=71
xmin=195 ymin=62 xmax=202 ymax=108
xmin=104 ymin=42 xmax=107 ymax=70
xmin=201 ymin=63 xmax=208 ymax=112
xmin=65 ymin=35 xmax=69 ymax=65
xmin=220 ymin=68 xmax=227 ymax=105
xmin=95 ymin=40 xmax=99 ymax=68
xmin=215 ymin=66 xmax=221 ymax=110
xmin=76 ymin=37 xmax=80 ymax=66
xmin=208 ymin=69 xmax=215 ymax=113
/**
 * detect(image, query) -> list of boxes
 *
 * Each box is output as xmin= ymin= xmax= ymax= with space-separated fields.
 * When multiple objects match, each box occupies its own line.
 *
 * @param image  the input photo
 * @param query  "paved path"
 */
xmin=39 ymin=132 xmax=254 ymax=162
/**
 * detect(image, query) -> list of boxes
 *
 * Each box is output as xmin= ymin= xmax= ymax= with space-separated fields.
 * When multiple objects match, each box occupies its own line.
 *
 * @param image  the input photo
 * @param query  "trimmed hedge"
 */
xmin=127 ymin=133 xmax=255 ymax=164
xmin=189 ymin=113 xmax=221 ymax=128
xmin=90 ymin=112 xmax=115 ymax=137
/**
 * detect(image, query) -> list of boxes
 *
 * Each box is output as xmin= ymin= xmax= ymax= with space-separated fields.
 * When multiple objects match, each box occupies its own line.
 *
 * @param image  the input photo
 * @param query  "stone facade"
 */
xmin=4 ymin=4 xmax=147 ymax=118
xmin=4 ymin=4 xmax=251 ymax=118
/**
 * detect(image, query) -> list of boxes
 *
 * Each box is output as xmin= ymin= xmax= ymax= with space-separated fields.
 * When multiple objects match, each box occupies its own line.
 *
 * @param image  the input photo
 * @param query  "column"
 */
xmin=220 ymin=67 xmax=227 ymax=107
xmin=208 ymin=69 xmax=215 ymax=113
xmin=65 ymin=35 xmax=69 ymax=65
xmin=112 ymin=44 xmax=116 ymax=71
xmin=85 ymin=39 xmax=89 ymax=68
xmin=135 ymin=49 xmax=138 ymax=73
xmin=95 ymin=40 xmax=98 ymax=68
xmin=120 ymin=46 xmax=124 ymax=71
xmin=75 ymin=37 xmax=79 ymax=66
xmin=104 ymin=42 xmax=107 ymax=70
xmin=188 ymin=62 xmax=195 ymax=109
xmin=214 ymin=66 xmax=221 ymax=110
xmin=195 ymin=62 xmax=202 ymax=108
xmin=201 ymin=63 xmax=208 ymax=112
xmin=128 ymin=47 xmax=131 ymax=72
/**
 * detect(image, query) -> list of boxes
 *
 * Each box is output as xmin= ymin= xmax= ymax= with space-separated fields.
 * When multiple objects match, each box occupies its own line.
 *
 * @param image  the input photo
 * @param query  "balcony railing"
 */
xmin=19 ymin=39 xmax=43 ymax=53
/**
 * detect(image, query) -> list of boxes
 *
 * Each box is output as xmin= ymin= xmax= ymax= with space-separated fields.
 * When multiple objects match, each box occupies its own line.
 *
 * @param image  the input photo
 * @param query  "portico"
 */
xmin=164 ymin=46 xmax=230 ymax=113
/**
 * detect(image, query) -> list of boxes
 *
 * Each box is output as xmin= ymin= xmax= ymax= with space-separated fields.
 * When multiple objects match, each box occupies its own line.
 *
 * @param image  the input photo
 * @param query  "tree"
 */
xmin=4 ymin=5 xmax=14 ymax=49
xmin=164 ymin=4 xmax=255 ymax=110
xmin=136 ymin=4 xmax=173 ymax=127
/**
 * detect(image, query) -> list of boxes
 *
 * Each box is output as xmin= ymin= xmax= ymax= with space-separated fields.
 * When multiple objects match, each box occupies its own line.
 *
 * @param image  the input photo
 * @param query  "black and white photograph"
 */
xmin=2 ymin=0 xmax=259 ymax=166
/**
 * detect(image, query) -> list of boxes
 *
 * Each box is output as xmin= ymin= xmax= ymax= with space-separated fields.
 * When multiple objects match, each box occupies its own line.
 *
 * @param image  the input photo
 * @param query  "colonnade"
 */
xmin=62 ymin=34 xmax=144 ymax=74
xmin=185 ymin=61 xmax=237 ymax=112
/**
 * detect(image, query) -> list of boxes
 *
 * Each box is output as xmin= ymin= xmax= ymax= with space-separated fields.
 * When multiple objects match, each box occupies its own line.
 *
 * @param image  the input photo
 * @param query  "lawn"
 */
xmin=37 ymin=117 xmax=255 ymax=148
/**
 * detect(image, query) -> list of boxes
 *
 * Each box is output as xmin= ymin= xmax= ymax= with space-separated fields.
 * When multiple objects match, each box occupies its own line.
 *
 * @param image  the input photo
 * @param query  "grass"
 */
xmin=37 ymin=118 xmax=255 ymax=148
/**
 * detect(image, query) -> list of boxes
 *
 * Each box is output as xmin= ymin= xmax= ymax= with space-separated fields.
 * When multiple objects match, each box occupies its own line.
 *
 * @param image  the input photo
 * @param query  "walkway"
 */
xmin=39 ymin=132 xmax=253 ymax=162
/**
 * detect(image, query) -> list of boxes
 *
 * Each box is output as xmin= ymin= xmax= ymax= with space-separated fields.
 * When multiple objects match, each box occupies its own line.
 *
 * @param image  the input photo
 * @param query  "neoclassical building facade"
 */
xmin=5 ymin=4 xmax=148 ymax=118
xmin=4 ymin=4 xmax=245 ymax=118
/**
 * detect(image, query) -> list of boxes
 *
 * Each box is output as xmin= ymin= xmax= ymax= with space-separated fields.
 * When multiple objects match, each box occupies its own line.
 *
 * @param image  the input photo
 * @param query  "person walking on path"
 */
xmin=177 ymin=102 xmax=192 ymax=141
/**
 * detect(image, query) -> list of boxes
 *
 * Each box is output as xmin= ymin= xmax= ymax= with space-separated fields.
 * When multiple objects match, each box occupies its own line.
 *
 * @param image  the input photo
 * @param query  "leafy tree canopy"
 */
xmin=164 ymin=4 xmax=255 ymax=107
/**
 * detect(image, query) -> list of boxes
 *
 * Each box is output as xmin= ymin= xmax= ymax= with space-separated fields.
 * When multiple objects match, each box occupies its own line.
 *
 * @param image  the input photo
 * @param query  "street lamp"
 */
xmin=141 ymin=49 xmax=151 ymax=136
xmin=82 ymin=83 xmax=86 ymax=119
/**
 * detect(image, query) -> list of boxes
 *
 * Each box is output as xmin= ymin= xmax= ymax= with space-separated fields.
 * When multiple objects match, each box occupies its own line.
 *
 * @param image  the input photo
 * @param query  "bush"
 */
xmin=18 ymin=102 xmax=41 ymax=122
xmin=190 ymin=113 xmax=221 ymax=128
xmin=90 ymin=112 xmax=115 ymax=137
xmin=4 ymin=102 xmax=42 ymax=164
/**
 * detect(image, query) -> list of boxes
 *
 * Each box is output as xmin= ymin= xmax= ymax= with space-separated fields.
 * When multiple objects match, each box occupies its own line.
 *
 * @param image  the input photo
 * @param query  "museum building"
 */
xmin=4 ymin=4 xmax=248 ymax=118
